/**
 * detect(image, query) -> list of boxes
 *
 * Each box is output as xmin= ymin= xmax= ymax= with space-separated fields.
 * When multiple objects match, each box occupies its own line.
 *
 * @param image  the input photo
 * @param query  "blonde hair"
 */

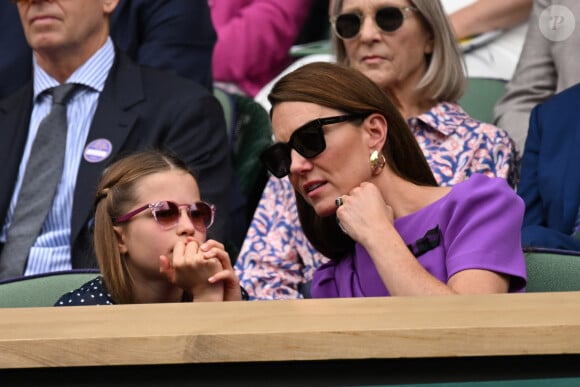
xmin=331 ymin=0 xmax=466 ymax=102
xmin=93 ymin=150 xmax=193 ymax=304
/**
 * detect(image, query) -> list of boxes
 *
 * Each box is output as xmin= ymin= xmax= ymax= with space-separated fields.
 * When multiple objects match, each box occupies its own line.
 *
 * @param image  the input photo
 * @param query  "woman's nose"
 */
xmin=289 ymin=149 xmax=314 ymax=175
xmin=358 ymin=13 xmax=382 ymax=41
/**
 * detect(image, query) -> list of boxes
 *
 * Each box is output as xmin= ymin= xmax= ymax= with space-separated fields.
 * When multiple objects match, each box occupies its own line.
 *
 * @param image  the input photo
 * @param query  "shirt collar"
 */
xmin=33 ymin=37 xmax=115 ymax=100
xmin=408 ymin=102 xmax=469 ymax=136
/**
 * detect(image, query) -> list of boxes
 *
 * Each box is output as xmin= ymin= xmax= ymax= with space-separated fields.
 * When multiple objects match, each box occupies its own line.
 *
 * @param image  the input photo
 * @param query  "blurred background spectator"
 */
xmin=209 ymin=0 xmax=317 ymax=97
xmin=494 ymin=0 xmax=580 ymax=154
xmin=443 ymin=0 xmax=532 ymax=81
xmin=256 ymin=0 xmax=532 ymax=110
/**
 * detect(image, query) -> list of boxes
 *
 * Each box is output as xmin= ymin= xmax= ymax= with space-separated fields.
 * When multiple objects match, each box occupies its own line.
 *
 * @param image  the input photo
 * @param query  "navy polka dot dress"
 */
xmin=54 ymin=276 xmax=116 ymax=306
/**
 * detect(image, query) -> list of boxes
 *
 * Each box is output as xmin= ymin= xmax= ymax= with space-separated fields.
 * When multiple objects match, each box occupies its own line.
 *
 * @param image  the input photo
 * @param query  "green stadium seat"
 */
xmin=0 ymin=270 xmax=100 ymax=308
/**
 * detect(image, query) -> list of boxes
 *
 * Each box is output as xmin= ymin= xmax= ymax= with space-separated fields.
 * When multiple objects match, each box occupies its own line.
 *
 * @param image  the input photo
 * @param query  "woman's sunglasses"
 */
xmin=331 ymin=6 xmax=418 ymax=40
xmin=260 ymin=114 xmax=366 ymax=178
xmin=113 ymin=201 xmax=215 ymax=230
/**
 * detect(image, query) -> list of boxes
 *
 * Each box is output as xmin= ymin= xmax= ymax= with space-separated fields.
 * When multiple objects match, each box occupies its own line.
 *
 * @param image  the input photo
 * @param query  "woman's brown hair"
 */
xmin=268 ymin=62 xmax=437 ymax=260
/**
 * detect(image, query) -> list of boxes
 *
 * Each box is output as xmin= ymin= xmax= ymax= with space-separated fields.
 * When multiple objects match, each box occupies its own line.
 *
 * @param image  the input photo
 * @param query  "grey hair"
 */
xmin=330 ymin=0 xmax=466 ymax=102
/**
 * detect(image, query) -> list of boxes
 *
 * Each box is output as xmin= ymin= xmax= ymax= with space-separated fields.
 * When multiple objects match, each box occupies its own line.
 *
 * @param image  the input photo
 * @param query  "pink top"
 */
xmin=209 ymin=0 xmax=313 ymax=96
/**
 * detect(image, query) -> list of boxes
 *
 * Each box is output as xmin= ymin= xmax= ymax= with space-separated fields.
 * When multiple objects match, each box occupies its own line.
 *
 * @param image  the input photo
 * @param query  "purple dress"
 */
xmin=311 ymin=174 xmax=527 ymax=298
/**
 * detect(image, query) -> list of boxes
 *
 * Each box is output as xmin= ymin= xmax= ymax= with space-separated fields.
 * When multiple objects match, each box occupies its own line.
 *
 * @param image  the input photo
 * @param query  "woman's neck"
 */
xmin=387 ymin=79 xmax=437 ymax=119
xmin=373 ymin=173 xmax=450 ymax=219
xmin=400 ymin=99 xmax=437 ymax=120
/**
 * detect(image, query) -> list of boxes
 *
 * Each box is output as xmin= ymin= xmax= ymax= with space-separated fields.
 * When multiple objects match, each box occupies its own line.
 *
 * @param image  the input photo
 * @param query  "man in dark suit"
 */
xmin=0 ymin=0 xmax=232 ymax=279
xmin=0 ymin=0 xmax=216 ymax=99
xmin=518 ymin=83 xmax=580 ymax=252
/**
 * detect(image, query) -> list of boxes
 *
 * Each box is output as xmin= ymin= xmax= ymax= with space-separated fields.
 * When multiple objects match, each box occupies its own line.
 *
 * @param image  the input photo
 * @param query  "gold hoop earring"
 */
xmin=369 ymin=150 xmax=386 ymax=176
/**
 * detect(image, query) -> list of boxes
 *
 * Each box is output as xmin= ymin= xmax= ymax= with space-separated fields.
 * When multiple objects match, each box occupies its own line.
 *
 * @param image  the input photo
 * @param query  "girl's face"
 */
xmin=114 ymin=169 xmax=205 ymax=281
xmin=339 ymin=0 xmax=433 ymax=94
xmin=272 ymin=101 xmax=381 ymax=217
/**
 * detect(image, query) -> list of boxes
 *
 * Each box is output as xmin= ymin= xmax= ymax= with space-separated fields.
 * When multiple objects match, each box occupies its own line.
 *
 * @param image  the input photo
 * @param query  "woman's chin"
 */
xmin=313 ymin=202 xmax=336 ymax=218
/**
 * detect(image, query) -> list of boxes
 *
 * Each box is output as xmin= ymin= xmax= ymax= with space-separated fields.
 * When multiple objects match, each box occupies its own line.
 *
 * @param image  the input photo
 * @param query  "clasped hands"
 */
xmin=159 ymin=238 xmax=241 ymax=301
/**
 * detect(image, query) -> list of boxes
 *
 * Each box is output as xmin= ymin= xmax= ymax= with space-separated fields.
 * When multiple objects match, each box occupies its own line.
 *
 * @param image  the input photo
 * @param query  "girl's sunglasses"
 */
xmin=113 ymin=201 xmax=215 ymax=230
xmin=331 ymin=6 xmax=418 ymax=40
xmin=260 ymin=114 xmax=366 ymax=178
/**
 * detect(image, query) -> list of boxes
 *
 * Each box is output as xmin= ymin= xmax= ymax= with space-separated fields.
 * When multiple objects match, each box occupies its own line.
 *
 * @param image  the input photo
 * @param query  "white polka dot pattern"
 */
xmin=54 ymin=276 xmax=115 ymax=306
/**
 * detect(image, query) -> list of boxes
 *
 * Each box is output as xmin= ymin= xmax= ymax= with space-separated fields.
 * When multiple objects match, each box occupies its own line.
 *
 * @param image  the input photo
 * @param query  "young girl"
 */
xmin=56 ymin=150 xmax=245 ymax=305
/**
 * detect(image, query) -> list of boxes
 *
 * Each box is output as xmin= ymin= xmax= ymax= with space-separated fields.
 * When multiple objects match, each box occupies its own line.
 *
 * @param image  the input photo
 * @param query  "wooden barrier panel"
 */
xmin=1 ymin=292 xmax=580 ymax=385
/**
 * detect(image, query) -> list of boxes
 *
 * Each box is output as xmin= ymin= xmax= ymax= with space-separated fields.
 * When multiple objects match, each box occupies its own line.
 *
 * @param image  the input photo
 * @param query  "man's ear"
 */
xmin=113 ymin=225 xmax=129 ymax=254
xmin=364 ymin=113 xmax=388 ymax=150
xmin=103 ymin=0 xmax=120 ymax=14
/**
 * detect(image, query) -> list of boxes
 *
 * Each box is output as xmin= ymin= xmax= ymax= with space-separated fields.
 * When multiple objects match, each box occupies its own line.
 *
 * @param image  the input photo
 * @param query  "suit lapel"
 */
xmin=70 ymin=52 xmax=143 ymax=244
xmin=0 ymin=85 xmax=33 ymax=225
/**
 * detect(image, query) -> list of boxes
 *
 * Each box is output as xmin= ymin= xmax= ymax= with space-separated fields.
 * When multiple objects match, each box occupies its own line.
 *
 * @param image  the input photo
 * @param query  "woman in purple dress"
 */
xmin=261 ymin=62 xmax=526 ymax=298
xmin=236 ymin=0 xmax=519 ymax=300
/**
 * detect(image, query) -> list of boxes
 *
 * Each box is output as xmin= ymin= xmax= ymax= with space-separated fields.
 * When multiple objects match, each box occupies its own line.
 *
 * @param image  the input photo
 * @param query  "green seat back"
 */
xmin=458 ymin=77 xmax=506 ymax=124
xmin=213 ymin=86 xmax=235 ymax=136
xmin=230 ymin=93 xmax=273 ymax=210
xmin=524 ymin=251 xmax=580 ymax=292
xmin=213 ymin=88 xmax=272 ymax=202
xmin=0 ymin=270 xmax=100 ymax=308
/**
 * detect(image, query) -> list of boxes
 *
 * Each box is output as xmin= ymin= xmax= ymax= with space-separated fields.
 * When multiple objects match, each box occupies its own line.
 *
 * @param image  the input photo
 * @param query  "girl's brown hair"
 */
xmin=93 ymin=150 xmax=193 ymax=303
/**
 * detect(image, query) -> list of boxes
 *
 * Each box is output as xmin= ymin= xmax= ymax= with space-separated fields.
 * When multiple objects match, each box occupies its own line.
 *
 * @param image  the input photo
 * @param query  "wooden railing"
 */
xmin=1 ymin=292 xmax=580 ymax=385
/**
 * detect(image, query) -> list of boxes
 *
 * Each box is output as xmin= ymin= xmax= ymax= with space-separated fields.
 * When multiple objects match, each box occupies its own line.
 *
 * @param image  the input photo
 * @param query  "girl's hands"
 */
xmin=203 ymin=239 xmax=242 ymax=301
xmin=159 ymin=238 xmax=242 ymax=301
xmin=160 ymin=237 xmax=223 ymax=302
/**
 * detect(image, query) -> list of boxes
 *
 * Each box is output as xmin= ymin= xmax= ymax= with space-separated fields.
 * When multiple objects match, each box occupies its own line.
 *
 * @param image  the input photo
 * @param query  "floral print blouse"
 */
xmin=234 ymin=102 xmax=518 ymax=299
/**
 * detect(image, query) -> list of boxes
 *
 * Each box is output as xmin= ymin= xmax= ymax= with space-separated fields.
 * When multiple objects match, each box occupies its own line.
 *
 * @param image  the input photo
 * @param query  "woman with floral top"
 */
xmin=235 ymin=0 xmax=518 ymax=299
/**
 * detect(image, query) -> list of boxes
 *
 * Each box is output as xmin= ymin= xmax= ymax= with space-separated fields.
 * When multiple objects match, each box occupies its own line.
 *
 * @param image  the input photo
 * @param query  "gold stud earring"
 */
xmin=369 ymin=150 xmax=386 ymax=176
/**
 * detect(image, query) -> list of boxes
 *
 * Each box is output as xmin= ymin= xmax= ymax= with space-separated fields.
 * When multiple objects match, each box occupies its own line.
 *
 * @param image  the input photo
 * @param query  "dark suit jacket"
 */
xmin=0 ymin=50 xmax=232 ymax=269
xmin=0 ymin=0 xmax=216 ymax=99
xmin=518 ymin=83 xmax=580 ymax=252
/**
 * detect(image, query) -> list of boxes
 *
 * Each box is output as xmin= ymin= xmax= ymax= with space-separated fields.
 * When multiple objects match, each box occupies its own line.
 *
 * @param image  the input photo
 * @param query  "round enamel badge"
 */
xmin=83 ymin=139 xmax=113 ymax=163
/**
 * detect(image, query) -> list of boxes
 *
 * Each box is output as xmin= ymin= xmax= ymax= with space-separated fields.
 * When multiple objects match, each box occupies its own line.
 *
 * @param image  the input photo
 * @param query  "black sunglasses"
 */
xmin=260 ymin=114 xmax=367 ymax=178
xmin=113 ymin=200 xmax=215 ymax=230
xmin=331 ymin=6 xmax=418 ymax=40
